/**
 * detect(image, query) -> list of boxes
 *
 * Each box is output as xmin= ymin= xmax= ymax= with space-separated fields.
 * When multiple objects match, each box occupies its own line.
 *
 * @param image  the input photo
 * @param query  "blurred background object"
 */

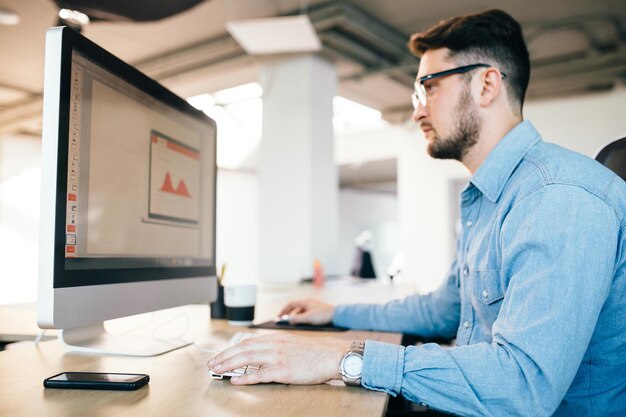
xmin=351 ymin=230 xmax=377 ymax=279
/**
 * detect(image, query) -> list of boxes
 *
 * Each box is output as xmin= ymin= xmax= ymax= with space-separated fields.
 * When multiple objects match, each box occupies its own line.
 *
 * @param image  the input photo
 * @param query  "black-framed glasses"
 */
xmin=412 ymin=63 xmax=507 ymax=109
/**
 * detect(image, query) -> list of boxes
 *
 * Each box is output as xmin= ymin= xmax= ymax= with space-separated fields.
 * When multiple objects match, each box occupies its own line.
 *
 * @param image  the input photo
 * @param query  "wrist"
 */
xmin=339 ymin=340 xmax=365 ymax=386
xmin=328 ymin=340 xmax=351 ymax=381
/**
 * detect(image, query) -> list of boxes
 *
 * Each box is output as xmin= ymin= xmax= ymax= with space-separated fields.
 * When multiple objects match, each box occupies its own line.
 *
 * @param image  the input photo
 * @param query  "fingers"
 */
xmin=277 ymin=303 xmax=293 ymax=317
xmin=291 ymin=306 xmax=305 ymax=315
xmin=211 ymin=348 xmax=276 ymax=375
xmin=278 ymin=299 xmax=320 ymax=323
xmin=208 ymin=334 xmax=290 ymax=374
xmin=289 ymin=311 xmax=309 ymax=324
xmin=278 ymin=301 xmax=305 ymax=317
xmin=230 ymin=368 xmax=274 ymax=385
xmin=291 ymin=313 xmax=327 ymax=325
xmin=208 ymin=336 xmax=264 ymax=368
xmin=290 ymin=305 xmax=332 ymax=325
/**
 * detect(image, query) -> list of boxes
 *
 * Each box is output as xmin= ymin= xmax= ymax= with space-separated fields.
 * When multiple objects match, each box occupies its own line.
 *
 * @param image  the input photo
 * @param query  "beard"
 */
xmin=427 ymin=84 xmax=481 ymax=161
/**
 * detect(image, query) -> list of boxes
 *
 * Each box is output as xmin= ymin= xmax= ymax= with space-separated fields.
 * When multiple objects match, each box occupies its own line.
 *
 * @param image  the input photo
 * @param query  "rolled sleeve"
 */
xmin=361 ymin=340 xmax=405 ymax=396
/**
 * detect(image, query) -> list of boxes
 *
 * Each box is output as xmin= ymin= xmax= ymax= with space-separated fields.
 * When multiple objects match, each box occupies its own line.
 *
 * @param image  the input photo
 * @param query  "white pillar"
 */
xmin=258 ymin=55 xmax=338 ymax=283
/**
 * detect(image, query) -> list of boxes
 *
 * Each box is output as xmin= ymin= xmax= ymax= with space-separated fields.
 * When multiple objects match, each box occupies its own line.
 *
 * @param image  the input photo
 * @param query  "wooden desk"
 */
xmin=0 ymin=279 xmax=415 ymax=417
xmin=0 ymin=315 xmax=400 ymax=417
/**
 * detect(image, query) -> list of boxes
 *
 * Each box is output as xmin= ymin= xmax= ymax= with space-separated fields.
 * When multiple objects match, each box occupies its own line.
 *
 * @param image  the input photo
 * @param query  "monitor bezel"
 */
xmin=51 ymin=27 xmax=217 ymax=289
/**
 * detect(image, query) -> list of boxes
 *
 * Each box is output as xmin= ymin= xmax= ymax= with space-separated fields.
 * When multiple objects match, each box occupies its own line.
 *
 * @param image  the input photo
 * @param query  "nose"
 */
xmin=412 ymin=102 xmax=428 ymax=123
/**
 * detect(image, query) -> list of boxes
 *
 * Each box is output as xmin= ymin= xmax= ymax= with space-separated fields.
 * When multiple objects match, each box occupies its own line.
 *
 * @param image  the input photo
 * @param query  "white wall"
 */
xmin=0 ymin=135 xmax=41 ymax=305
xmin=525 ymin=86 xmax=626 ymax=155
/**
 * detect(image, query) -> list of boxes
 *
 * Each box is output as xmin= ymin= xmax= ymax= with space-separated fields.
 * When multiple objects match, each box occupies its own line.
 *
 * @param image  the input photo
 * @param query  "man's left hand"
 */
xmin=207 ymin=333 xmax=350 ymax=385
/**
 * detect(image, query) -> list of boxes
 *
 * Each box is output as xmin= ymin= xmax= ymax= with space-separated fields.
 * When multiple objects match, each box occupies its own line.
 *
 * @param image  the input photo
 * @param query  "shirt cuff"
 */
xmin=362 ymin=340 xmax=405 ymax=396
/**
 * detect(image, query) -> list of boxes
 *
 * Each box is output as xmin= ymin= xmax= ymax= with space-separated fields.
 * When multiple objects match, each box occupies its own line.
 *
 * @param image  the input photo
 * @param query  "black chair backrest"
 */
xmin=595 ymin=137 xmax=626 ymax=181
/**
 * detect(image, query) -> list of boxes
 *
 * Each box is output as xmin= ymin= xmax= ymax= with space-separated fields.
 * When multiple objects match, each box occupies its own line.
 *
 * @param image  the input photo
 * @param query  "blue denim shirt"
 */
xmin=333 ymin=121 xmax=626 ymax=417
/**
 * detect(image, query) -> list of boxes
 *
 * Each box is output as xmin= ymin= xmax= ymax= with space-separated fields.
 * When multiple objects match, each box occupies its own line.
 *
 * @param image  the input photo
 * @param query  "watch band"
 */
xmin=339 ymin=340 xmax=365 ymax=386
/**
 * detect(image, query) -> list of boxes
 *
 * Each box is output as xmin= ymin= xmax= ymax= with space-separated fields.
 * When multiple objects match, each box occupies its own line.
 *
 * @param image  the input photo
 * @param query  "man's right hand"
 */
xmin=278 ymin=298 xmax=335 ymax=325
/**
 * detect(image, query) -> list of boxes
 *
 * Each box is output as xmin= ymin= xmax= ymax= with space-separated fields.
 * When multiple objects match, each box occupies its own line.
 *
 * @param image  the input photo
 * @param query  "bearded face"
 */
xmin=426 ymin=82 xmax=481 ymax=161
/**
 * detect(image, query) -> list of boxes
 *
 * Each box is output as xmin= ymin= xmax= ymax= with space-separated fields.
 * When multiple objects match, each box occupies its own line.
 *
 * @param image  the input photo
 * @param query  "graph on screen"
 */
xmin=160 ymin=172 xmax=192 ymax=198
xmin=149 ymin=131 xmax=200 ymax=225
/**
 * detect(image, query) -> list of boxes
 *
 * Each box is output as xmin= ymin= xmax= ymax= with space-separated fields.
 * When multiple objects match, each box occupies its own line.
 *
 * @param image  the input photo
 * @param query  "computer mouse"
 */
xmin=275 ymin=314 xmax=291 ymax=325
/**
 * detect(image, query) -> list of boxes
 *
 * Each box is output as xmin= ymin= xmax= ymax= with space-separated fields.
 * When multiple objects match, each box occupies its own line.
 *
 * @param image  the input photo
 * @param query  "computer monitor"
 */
xmin=37 ymin=27 xmax=217 ymax=356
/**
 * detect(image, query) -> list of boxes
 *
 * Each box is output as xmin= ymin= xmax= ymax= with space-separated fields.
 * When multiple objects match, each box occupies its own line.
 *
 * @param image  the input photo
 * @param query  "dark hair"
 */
xmin=409 ymin=9 xmax=530 ymax=114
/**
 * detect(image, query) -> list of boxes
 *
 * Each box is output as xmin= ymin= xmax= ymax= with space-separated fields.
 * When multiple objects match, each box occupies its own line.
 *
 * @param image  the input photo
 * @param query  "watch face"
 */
xmin=343 ymin=354 xmax=363 ymax=377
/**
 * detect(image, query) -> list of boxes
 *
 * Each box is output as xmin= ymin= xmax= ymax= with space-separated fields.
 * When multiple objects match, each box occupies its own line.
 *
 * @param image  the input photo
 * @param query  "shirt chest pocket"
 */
xmin=476 ymin=269 xmax=505 ymax=305
xmin=471 ymin=269 xmax=505 ymax=327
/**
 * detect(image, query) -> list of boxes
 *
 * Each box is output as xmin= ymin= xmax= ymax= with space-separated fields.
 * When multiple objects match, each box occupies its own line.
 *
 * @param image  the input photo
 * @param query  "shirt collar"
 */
xmin=470 ymin=120 xmax=541 ymax=203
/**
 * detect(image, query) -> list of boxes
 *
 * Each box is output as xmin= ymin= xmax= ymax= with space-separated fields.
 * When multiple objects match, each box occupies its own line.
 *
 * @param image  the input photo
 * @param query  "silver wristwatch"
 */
xmin=339 ymin=340 xmax=365 ymax=386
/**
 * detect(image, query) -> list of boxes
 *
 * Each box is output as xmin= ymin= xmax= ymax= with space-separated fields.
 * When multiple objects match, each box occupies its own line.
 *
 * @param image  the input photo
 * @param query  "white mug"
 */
xmin=224 ymin=283 xmax=257 ymax=325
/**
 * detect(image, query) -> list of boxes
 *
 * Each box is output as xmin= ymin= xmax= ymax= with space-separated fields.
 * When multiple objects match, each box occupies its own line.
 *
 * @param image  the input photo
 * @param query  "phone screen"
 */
xmin=44 ymin=372 xmax=149 ymax=390
xmin=48 ymin=372 xmax=146 ymax=383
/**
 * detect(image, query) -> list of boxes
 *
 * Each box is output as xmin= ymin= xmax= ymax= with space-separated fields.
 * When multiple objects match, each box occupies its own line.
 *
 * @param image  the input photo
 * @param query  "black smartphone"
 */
xmin=43 ymin=372 xmax=149 ymax=391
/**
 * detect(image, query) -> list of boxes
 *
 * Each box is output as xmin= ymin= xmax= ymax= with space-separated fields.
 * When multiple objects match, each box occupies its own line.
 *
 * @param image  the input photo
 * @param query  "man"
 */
xmin=208 ymin=9 xmax=626 ymax=416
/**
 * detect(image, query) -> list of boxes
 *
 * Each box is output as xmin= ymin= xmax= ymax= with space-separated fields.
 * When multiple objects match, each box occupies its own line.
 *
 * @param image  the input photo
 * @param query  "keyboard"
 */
xmin=208 ymin=332 xmax=261 ymax=380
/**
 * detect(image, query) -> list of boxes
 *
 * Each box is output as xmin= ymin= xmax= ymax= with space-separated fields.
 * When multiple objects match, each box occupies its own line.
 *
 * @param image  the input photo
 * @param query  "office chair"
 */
xmin=595 ymin=136 xmax=626 ymax=181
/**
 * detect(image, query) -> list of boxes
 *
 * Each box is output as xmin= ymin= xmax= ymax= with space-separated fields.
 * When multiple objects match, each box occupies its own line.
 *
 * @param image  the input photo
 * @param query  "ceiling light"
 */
xmin=0 ymin=8 xmax=20 ymax=26
xmin=226 ymin=15 xmax=321 ymax=55
xmin=58 ymin=9 xmax=90 ymax=26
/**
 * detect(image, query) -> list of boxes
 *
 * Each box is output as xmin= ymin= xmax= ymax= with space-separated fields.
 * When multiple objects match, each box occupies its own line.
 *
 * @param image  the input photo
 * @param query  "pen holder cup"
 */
xmin=210 ymin=283 xmax=226 ymax=319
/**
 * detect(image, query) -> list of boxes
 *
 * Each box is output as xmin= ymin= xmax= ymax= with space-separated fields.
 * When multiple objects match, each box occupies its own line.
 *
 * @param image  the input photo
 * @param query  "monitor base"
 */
xmin=60 ymin=322 xmax=190 ymax=357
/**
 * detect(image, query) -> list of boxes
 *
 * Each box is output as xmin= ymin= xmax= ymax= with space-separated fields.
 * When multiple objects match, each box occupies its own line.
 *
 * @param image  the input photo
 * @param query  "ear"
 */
xmin=478 ymin=68 xmax=503 ymax=107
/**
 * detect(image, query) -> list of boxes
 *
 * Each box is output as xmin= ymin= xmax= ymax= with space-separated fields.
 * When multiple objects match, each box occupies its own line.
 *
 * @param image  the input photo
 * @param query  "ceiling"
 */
xmin=1 ymin=0 xmax=625 ymax=150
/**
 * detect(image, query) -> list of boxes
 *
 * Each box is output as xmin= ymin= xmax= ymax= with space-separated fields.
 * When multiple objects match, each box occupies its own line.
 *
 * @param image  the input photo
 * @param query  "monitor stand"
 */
xmin=59 ymin=323 xmax=190 ymax=357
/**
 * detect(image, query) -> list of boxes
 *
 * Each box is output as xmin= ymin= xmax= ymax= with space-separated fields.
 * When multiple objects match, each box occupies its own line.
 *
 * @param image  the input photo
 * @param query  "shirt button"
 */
xmin=463 ymin=321 xmax=470 ymax=329
xmin=466 ymin=221 xmax=473 ymax=228
xmin=482 ymin=290 xmax=489 ymax=299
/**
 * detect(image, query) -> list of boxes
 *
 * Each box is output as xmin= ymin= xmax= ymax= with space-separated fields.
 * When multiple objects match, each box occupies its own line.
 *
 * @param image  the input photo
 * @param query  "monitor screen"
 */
xmin=60 ymin=48 xmax=216 ymax=287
